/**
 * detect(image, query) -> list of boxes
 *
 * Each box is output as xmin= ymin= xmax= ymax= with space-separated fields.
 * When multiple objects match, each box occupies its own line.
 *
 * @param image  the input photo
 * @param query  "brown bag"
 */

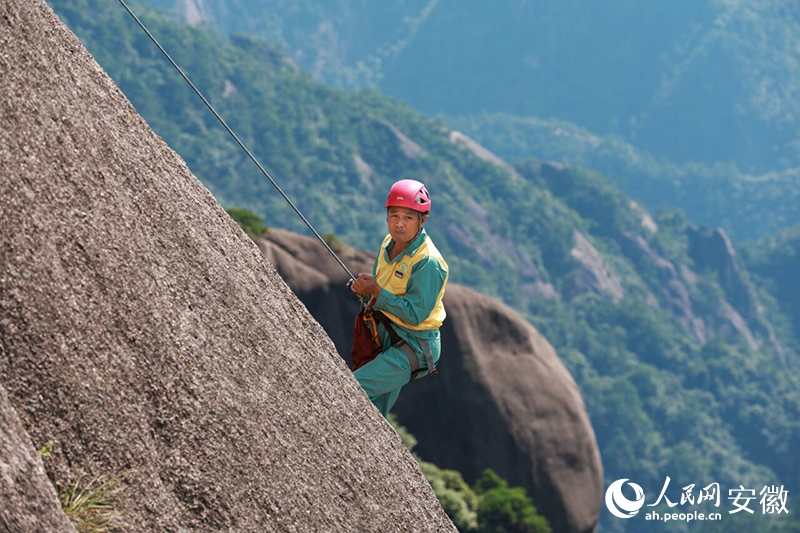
xmin=351 ymin=305 xmax=382 ymax=371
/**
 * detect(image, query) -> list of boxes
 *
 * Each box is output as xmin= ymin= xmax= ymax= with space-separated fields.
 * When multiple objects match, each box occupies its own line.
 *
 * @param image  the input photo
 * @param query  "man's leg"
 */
xmin=353 ymin=344 xmax=411 ymax=416
xmin=370 ymin=388 xmax=402 ymax=417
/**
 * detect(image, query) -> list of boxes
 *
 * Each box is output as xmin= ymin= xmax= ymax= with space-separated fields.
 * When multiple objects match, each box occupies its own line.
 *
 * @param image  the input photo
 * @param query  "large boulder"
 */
xmin=259 ymin=229 xmax=604 ymax=533
xmin=0 ymin=1 xmax=455 ymax=531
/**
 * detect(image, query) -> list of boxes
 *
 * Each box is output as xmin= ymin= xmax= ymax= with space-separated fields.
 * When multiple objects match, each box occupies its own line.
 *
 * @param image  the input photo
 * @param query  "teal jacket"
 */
xmin=372 ymin=228 xmax=449 ymax=365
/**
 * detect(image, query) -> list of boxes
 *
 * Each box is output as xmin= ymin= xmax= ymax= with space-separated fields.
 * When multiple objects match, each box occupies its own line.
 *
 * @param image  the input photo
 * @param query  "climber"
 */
xmin=349 ymin=179 xmax=449 ymax=417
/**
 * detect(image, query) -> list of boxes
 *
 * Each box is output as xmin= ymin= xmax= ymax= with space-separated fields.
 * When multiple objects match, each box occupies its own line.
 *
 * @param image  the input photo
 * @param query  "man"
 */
xmin=349 ymin=179 xmax=449 ymax=416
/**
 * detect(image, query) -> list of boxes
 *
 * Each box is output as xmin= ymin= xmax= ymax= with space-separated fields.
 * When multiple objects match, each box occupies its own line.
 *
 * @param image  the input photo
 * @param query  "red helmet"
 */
xmin=385 ymin=179 xmax=431 ymax=213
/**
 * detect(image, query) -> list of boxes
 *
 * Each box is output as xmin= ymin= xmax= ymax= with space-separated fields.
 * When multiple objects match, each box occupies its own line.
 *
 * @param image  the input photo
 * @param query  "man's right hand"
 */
xmin=350 ymin=274 xmax=381 ymax=299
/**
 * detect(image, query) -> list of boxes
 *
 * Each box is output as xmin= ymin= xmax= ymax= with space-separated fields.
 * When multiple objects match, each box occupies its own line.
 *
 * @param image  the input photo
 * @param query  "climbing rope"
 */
xmin=116 ymin=0 xmax=357 ymax=282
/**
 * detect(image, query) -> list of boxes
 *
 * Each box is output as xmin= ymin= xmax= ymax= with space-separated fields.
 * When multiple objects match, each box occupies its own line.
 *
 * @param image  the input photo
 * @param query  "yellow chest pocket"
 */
xmin=379 ymin=261 xmax=412 ymax=296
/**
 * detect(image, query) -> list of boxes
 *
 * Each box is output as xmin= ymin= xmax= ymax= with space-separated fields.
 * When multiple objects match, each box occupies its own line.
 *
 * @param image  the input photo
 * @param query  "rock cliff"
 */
xmin=0 ymin=1 xmax=455 ymax=531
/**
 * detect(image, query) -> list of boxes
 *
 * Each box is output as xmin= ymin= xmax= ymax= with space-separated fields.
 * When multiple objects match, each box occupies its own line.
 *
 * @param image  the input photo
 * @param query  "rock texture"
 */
xmin=687 ymin=227 xmax=754 ymax=314
xmin=618 ymin=229 xmax=707 ymax=343
xmin=0 ymin=1 xmax=455 ymax=531
xmin=570 ymin=230 xmax=625 ymax=302
xmin=0 ymin=384 xmax=77 ymax=533
xmin=687 ymin=226 xmax=786 ymax=358
xmin=259 ymin=229 xmax=604 ymax=533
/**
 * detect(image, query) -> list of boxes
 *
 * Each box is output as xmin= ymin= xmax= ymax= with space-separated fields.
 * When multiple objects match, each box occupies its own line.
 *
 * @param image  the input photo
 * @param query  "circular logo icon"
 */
xmin=605 ymin=478 xmax=645 ymax=519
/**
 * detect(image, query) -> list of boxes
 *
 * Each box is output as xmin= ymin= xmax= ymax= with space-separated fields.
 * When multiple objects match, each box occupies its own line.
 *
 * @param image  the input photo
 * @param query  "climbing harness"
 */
xmin=350 ymin=297 xmax=437 ymax=378
xmin=373 ymin=309 xmax=437 ymax=379
xmin=116 ymin=0 xmax=356 ymax=283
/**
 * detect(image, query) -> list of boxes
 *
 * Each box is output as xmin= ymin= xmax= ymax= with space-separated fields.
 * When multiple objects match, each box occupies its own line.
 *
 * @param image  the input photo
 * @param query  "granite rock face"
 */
xmin=0 ymin=2 xmax=455 ymax=531
xmin=0 ymin=384 xmax=77 ymax=533
xmin=260 ymin=229 xmax=604 ymax=533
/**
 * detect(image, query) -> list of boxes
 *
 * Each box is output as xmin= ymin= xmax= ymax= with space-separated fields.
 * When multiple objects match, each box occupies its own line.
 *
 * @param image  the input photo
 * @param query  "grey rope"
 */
xmin=116 ymin=0 xmax=357 ymax=282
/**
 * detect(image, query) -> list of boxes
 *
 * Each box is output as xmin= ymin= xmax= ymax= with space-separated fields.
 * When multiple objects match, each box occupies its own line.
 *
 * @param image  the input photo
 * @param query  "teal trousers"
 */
xmin=353 ymin=342 xmax=413 ymax=417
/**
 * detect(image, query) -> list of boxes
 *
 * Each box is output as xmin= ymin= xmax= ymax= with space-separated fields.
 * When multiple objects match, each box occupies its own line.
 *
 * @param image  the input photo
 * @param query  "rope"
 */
xmin=116 ymin=0 xmax=357 ymax=282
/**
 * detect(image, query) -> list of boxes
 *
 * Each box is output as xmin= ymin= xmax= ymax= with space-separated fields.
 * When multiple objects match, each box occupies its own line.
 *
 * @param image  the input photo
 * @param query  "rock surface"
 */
xmin=259 ymin=228 xmax=604 ymax=533
xmin=0 ymin=384 xmax=77 ymax=533
xmin=0 ymin=2 xmax=455 ymax=531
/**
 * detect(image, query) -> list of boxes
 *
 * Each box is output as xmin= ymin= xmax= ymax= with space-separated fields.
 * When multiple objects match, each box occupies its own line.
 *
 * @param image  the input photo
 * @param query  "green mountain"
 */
xmin=141 ymin=0 xmax=800 ymax=244
xmin=141 ymin=0 xmax=800 ymax=169
xmin=445 ymin=113 xmax=800 ymax=243
xmin=47 ymin=1 xmax=800 ymax=531
xmin=743 ymin=225 xmax=800 ymax=349
xmin=142 ymin=0 xmax=442 ymax=89
xmin=378 ymin=0 xmax=800 ymax=172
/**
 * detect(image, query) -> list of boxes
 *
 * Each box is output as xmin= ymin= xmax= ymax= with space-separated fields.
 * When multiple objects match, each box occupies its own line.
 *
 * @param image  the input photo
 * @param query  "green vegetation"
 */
xmin=447 ymin=113 xmax=800 ymax=242
xmin=472 ymin=469 xmax=551 ymax=533
xmin=419 ymin=462 xmax=479 ymax=532
xmin=389 ymin=415 xmax=550 ymax=533
xmin=39 ymin=439 xmax=124 ymax=532
xmin=742 ymin=223 xmax=800 ymax=345
xmin=39 ymin=439 xmax=54 ymax=458
xmin=45 ymin=2 xmax=800 ymax=532
xmin=58 ymin=475 xmax=124 ymax=533
xmin=322 ymin=231 xmax=346 ymax=253
xmin=144 ymin=1 xmax=800 ymax=170
xmin=226 ymin=207 xmax=269 ymax=237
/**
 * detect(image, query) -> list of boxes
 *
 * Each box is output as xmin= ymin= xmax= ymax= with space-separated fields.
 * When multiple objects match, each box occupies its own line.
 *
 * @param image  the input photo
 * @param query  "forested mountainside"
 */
xmin=46 ymin=1 xmax=800 ymax=531
xmin=742 ymin=226 xmax=800 ymax=350
xmin=143 ymin=0 xmax=800 ymax=244
xmin=142 ymin=0 xmax=800 ymax=171
xmin=446 ymin=113 xmax=800 ymax=243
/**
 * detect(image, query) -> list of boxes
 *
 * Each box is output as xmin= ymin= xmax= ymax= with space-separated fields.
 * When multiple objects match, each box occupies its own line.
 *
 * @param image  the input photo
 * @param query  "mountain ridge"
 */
xmin=145 ymin=0 xmax=800 ymax=171
xmin=145 ymin=0 xmax=800 ymax=243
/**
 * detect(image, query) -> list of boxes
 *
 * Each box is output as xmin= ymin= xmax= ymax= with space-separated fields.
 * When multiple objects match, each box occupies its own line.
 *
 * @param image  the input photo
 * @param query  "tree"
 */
xmin=226 ymin=207 xmax=269 ymax=237
xmin=473 ymin=469 xmax=551 ymax=533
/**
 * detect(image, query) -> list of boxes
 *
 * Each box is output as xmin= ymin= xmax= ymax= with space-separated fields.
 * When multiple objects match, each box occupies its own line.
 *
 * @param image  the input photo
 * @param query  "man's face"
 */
xmin=387 ymin=206 xmax=425 ymax=245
